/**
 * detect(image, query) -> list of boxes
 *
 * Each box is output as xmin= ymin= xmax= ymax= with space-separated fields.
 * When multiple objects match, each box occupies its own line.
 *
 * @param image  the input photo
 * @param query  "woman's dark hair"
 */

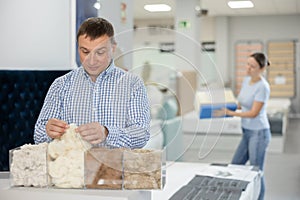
xmin=250 ymin=52 xmax=270 ymax=68
xmin=76 ymin=17 xmax=116 ymax=44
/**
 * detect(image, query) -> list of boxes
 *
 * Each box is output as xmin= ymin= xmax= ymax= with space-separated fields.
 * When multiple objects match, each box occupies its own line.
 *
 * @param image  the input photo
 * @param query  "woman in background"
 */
xmin=215 ymin=52 xmax=271 ymax=200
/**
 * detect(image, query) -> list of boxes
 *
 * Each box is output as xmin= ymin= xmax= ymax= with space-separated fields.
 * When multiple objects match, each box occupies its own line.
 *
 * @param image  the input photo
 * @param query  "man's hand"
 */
xmin=76 ymin=122 xmax=108 ymax=144
xmin=46 ymin=118 xmax=69 ymax=139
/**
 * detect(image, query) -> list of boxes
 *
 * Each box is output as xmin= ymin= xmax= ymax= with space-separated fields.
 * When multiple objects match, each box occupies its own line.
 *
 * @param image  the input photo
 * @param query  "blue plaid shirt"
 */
xmin=34 ymin=62 xmax=150 ymax=148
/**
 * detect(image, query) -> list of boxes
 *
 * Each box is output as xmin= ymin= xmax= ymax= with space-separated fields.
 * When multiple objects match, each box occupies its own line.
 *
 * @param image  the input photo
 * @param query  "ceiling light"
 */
xmin=227 ymin=1 xmax=254 ymax=9
xmin=144 ymin=4 xmax=171 ymax=12
xmin=94 ymin=0 xmax=101 ymax=10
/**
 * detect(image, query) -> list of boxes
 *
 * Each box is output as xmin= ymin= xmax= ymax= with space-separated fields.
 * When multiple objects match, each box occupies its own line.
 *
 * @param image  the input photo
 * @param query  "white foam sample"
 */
xmin=47 ymin=124 xmax=92 ymax=188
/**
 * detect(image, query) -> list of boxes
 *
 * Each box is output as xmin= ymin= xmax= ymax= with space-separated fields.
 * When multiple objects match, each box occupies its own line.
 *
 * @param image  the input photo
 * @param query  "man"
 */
xmin=34 ymin=17 xmax=150 ymax=148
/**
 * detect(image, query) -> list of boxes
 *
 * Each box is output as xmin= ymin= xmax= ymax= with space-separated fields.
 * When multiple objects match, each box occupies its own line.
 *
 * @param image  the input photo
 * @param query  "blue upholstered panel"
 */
xmin=0 ymin=70 xmax=70 ymax=171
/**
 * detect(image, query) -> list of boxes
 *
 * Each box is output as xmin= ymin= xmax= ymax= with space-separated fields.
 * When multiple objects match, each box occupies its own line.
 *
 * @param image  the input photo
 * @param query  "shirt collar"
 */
xmin=81 ymin=59 xmax=115 ymax=79
xmin=104 ymin=59 xmax=115 ymax=75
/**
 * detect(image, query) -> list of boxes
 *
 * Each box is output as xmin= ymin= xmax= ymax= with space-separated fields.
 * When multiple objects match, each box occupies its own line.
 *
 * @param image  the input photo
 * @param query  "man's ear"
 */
xmin=111 ymin=43 xmax=117 ymax=54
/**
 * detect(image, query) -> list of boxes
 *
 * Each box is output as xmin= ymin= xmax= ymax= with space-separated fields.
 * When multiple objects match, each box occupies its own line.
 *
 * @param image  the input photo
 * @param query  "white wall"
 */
xmin=0 ymin=0 xmax=77 ymax=70
xmin=98 ymin=0 xmax=134 ymax=70
xmin=132 ymin=27 xmax=177 ymax=87
xmin=132 ymin=16 xmax=220 ymax=89
xmin=200 ymin=17 xmax=215 ymax=42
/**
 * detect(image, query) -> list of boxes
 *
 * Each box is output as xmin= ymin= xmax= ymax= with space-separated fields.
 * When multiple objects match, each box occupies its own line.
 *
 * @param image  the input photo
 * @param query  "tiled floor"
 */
xmin=181 ymin=117 xmax=300 ymax=200
xmin=264 ymin=118 xmax=300 ymax=200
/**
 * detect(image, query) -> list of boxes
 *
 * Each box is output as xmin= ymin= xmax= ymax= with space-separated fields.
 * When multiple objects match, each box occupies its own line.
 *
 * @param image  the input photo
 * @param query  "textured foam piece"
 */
xmin=10 ymin=143 xmax=48 ymax=187
xmin=123 ymin=149 xmax=162 ymax=189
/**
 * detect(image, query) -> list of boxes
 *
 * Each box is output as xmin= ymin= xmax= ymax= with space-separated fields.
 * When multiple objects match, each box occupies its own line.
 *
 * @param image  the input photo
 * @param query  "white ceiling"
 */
xmin=133 ymin=0 xmax=300 ymax=20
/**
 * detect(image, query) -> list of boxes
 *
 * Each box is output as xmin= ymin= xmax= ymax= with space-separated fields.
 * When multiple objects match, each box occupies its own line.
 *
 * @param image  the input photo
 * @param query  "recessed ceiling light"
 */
xmin=93 ymin=0 xmax=101 ymax=10
xmin=227 ymin=1 xmax=254 ymax=9
xmin=144 ymin=4 xmax=171 ymax=12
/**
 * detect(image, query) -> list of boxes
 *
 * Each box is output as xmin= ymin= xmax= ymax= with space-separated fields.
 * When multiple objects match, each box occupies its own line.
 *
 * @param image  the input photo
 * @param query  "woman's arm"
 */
xmin=226 ymin=101 xmax=264 ymax=118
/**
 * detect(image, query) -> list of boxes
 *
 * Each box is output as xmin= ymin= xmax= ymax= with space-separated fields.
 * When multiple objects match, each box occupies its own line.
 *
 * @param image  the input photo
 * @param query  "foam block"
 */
xmin=199 ymin=103 xmax=237 ymax=119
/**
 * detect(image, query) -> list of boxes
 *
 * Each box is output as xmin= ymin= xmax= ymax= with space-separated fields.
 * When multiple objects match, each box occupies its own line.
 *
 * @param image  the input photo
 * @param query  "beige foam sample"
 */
xmin=123 ymin=149 xmax=162 ymax=189
xmin=10 ymin=143 xmax=48 ymax=187
xmin=194 ymin=88 xmax=237 ymax=113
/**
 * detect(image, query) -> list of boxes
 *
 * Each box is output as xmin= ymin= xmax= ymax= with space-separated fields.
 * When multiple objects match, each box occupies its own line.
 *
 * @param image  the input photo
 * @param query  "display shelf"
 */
xmin=267 ymin=41 xmax=296 ymax=98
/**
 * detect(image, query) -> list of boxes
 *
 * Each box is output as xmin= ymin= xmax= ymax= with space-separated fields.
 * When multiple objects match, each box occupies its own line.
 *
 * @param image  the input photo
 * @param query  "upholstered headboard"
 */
xmin=0 ymin=70 xmax=70 ymax=171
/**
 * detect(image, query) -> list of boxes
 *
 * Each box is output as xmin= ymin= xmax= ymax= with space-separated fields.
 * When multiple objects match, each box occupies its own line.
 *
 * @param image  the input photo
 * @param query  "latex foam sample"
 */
xmin=194 ymin=89 xmax=238 ymax=119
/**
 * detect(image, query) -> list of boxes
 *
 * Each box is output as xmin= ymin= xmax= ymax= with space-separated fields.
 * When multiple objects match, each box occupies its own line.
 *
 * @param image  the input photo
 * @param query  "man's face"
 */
xmin=78 ymin=34 xmax=115 ymax=81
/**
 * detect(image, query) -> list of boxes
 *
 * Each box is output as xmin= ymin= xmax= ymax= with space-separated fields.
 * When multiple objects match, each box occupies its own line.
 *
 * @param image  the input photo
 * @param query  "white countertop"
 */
xmin=0 ymin=176 xmax=150 ymax=200
xmin=152 ymin=162 xmax=260 ymax=200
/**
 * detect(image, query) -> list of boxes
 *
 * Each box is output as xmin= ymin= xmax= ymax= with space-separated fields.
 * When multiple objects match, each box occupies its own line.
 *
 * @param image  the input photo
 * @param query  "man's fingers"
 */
xmin=49 ymin=118 xmax=69 ymax=128
xmin=76 ymin=123 xmax=93 ymax=133
xmin=76 ymin=123 xmax=106 ymax=144
xmin=48 ymin=125 xmax=66 ymax=134
xmin=81 ymin=134 xmax=101 ymax=144
xmin=46 ymin=118 xmax=69 ymax=139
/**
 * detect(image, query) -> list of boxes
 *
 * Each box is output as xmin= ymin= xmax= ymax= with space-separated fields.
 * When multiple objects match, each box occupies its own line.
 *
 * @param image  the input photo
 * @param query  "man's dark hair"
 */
xmin=76 ymin=17 xmax=116 ymax=44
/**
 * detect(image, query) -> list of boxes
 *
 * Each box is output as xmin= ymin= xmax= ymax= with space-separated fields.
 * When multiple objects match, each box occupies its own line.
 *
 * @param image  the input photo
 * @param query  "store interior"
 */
xmin=1 ymin=0 xmax=300 ymax=199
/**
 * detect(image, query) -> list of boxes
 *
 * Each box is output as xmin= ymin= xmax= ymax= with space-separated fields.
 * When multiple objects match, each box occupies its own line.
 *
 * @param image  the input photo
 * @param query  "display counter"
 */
xmin=152 ymin=162 xmax=260 ymax=200
xmin=1 ymin=162 xmax=260 ymax=200
xmin=0 ymin=172 xmax=150 ymax=200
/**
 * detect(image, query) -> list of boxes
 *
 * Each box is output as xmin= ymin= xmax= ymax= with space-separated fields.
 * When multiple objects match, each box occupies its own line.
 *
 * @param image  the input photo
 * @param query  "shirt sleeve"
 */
xmin=34 ymin=77 xmax=65 ymax=144
xmin=254 ymin=82 xmax=270 ymax=103
xmin=104 ymin=77 xmax=151 ymax=149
